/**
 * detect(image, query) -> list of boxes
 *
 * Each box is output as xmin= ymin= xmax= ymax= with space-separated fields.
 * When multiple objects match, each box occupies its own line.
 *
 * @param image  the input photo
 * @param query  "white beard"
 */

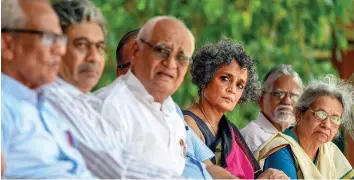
xmin=274 ymin=105 xmax=295 ymax=124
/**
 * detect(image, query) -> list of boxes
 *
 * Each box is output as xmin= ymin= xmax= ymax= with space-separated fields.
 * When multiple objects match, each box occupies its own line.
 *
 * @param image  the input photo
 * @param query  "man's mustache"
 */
xmin=275 ymin=105 xmax=293 ymax=112
xmin=78 ymin=63 xmax=100 ymax=73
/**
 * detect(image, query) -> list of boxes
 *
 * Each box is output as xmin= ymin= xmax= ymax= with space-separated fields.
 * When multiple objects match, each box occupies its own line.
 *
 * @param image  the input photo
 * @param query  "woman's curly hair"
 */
xmin=191 ymin=38 xmax=261 ymax=104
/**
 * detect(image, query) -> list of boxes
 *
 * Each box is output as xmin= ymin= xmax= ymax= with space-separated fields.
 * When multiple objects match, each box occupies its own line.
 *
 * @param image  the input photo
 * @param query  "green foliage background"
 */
xmin=92 ymin=0 xmax=353 ymax=129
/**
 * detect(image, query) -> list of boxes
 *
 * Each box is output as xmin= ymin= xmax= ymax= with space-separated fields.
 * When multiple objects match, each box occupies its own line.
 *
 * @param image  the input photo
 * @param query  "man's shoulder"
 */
xmin=1 ymin=90 xmax=34 ymax=124
xmin=185 ymin=126 xmax=214 ymax=161
xmin=1 ymin=92 xmax=17 ymax=108
xmin=97 ymin=82 xmax=137 ymax=124
xmin=95 ymin=77 xmax=127 ymax=101
xmin=1 ymin=97 xmax=18 ymax=124
xmin=240 ymin=119 xmax=272 ymax=147
xmin=1 ymin=86 xmax=21 ymax=106
xmin=43 ymin=81 xmax=73 ymax=101
xmin=241 ymin=120 xmax=262 ymax=136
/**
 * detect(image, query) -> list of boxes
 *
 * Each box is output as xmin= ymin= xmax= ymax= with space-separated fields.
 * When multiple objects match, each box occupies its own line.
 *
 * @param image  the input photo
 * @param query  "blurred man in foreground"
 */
xmin=1 ymin=0 xmax=93 ymax=178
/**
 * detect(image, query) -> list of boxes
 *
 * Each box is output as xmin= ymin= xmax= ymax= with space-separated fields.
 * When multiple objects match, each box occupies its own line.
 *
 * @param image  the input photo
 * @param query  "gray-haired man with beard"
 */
xmin=241 ymin=64 xmax=303 ymax=153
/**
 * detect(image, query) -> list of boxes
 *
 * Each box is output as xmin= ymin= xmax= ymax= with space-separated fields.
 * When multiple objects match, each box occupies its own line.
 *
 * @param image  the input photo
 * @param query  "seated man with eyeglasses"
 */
xmin=103 ymin=21 xmax=242 ymax=179
xmin=95 ymin=16 xmax=237 ymax=179
xmin=1 ymin=0 xmax=93 ymax=178
xmin=95 ymin=15 xmax=194 ymax=175
xmin=116 ymin=29 xmax=139 ymax=77
xmin=241 ymin=64 xmax=303 ymax=153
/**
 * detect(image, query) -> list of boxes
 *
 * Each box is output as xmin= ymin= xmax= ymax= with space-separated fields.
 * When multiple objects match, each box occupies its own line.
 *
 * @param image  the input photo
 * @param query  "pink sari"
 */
xmin=183 ymin=111 xmax=262 ymax=178
xmin=225 ymin=125 xmax=255 ymax=178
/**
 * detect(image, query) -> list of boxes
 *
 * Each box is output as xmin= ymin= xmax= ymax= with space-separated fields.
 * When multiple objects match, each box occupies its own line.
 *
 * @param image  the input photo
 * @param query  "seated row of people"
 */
xmin=117 ymin=26 xmax=354 ymax=179
xmin=1 ymin=0 xmax=353 ymax=179
xmin=0 ymin=0 xmax=283 ymax=178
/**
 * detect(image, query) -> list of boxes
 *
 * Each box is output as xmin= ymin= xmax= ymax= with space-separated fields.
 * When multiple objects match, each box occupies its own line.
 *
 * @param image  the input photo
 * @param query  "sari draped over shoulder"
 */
xmin=183 ymin=110 xmax=262 ymax=178
xmin=254 ymin=131 xmax=354 ymax=179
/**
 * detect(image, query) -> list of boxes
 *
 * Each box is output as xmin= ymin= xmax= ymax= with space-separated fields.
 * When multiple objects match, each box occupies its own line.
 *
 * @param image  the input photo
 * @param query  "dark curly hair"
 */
xmin=191 ymin=38 xmax=261 ymax=104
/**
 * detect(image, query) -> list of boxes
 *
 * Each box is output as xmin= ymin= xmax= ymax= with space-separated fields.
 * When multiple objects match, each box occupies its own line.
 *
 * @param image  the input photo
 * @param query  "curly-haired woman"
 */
xmin=183 ymin=38 xmax=288 ymax=179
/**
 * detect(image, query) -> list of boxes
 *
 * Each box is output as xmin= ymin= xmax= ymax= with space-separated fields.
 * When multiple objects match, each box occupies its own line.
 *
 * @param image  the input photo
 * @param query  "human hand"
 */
xmin=258 ymin=168 xmax=289 ymax=179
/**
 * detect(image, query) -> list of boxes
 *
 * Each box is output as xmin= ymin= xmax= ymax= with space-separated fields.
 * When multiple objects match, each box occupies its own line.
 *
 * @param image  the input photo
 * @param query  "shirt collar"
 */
xmin=125 ymin=69 xmax=175 ymax=112
xmin=55 ymin=77 xmax=83 ymax=97
xmin=254 ymin=112 xmax=278 ymax=134
xmin=54 ymin=77 xmax=101 ymax=104
xmin=2 ymin=73 xmax=41 ymax=105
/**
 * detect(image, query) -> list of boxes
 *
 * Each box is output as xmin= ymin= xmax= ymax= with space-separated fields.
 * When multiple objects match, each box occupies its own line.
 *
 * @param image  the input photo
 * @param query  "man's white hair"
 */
xmin=262 ymin=64 xmax=303 ymax=93
xmin=136 ymin=16 xmax=195 ymax=49
xmin=1 ymin=0 xmax=27 ymax=29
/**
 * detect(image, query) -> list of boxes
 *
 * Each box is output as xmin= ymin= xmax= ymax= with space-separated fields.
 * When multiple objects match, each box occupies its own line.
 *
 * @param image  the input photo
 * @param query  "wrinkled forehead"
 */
xmin=310 ymin=96 xmax=343 ymax=116
xmin=149 ymin=21 xmax=194 ymax=56
xmin=271 ymin=75 xmax=302 ymax=93
xmin=66 ymin=22 xmax=105 ymax=42
xmin=23 ymin=1 xmax=61 ymax=34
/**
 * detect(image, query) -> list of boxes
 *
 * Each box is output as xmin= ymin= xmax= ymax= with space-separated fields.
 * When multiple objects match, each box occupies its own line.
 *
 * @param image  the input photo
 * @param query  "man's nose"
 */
xmin=162 ymin=54 xmax=178 ymax=69
xmin=281 ymin=93 xmax=292 ymax=105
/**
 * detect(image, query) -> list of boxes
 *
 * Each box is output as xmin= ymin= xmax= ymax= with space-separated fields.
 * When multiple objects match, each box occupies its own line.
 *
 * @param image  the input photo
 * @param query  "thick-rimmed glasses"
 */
xmin=1 ymin=28 xmax=67 ymax=47
xmin=309 ymin=109 xmax=341 ymax=125
xmin=139 ymin=39 xmax=191 ymax=65
xmin=264 ymin=90 xmax=300 ymax=102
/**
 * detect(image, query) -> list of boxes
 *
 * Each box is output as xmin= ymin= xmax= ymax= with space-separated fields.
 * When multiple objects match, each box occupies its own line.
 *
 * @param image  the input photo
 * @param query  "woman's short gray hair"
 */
xmin=1 ymin=0 xmax=27 ymax=29
xmin=52 ymin=0 xmax=106 ymax=35
xmin=295 ymin=75 xmax=354 ymax=137
xmin=262 ymin=64 xmax=303 ymax=92
xmin=191 ymin=38 xmax=261 ymax=104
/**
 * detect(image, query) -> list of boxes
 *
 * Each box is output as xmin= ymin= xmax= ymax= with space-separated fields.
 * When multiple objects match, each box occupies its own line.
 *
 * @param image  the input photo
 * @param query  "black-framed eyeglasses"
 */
xmin=309 ymin=109 xmax=341 ymax=125
xmin=264 ymin=90 xmax=300 ymax=102
xmin=117 ymin=62 xmax=131 ymax=70
xmin=139 ymin=39 xmax=191 ymax=64
xmin=1 ymin=28 xmax=68 ymax=47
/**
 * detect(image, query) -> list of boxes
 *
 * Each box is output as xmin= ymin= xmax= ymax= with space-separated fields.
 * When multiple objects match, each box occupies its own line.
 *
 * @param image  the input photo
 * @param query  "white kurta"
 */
xmin=240 ymin=112 xmax=278 ymax=154
xmin=95 ymin=70 xmax=187 ymax=175
xmin=44 ymin=78 xmax=180 ymax=178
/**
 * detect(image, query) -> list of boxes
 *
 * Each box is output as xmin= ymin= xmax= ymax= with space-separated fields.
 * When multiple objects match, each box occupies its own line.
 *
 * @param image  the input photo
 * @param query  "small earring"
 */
xmin=296 ymin=116 xmax=301 ymax=125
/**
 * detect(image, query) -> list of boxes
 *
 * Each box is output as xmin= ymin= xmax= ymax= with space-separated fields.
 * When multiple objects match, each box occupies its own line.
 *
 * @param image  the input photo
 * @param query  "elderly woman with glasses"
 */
xmin=183 ymin=38 xmax=289 ymax=179
xmin=255 ymin=75 xmax=354 ymax=179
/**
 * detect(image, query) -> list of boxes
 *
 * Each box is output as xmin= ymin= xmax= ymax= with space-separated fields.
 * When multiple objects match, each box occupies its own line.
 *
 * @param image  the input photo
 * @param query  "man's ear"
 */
xmin=1 ymin=34 xmax=15 ymax=61
xmin=130 ymin=40 xmax=139 ymax=66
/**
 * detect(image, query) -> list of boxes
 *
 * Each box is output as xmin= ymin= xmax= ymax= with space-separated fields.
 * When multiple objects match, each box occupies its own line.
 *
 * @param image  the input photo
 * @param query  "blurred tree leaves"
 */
xmin=92 ymin=0 xmax=353 ymax=128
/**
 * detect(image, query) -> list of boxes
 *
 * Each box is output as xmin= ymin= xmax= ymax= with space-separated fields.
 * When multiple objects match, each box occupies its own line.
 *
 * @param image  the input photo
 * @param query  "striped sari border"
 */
xmin=341 ymin=168 xmax=354 ymax=179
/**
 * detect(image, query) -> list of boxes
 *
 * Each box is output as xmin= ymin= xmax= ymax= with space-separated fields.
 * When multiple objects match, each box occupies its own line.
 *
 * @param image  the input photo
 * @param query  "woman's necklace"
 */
xmin=196 ymin=102 xmax=217 ymax=136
